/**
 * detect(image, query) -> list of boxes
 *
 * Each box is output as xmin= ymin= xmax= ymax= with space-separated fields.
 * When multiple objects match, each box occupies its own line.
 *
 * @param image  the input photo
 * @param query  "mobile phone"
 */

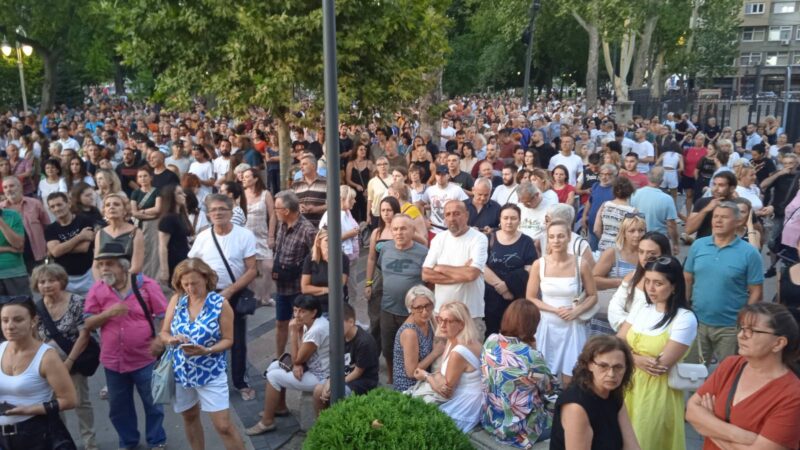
xmin=278 ymin=352 xmax=293 ymax=372
xmin=0 ymin=401 xmax=16 ymax=415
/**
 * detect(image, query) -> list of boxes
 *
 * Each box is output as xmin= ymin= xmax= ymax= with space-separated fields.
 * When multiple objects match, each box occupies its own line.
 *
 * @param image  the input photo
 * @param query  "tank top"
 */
xmin=245 ymin=191 xmax=270 ymax=259
xmin=780 ymin=266 xmax=800 ymax=322
xmin=170 ymin=293 xmax=227 ymax=388
xmin=351 ymin=164 xmax=370 ymax=189
xmin=610 ymin=249 xmax=637 ymax=278
xmin=98 ymin=227 xmax=135 ymax=259
xmin=0 ymin=342 xmax=54 ymax=425
xmin=661 ymin=152 xmax=681 ymax=170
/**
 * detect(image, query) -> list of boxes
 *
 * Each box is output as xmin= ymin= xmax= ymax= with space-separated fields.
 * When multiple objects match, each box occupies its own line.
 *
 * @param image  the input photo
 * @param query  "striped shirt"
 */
xmin=291 ymin=176 xmax=327 ymax=227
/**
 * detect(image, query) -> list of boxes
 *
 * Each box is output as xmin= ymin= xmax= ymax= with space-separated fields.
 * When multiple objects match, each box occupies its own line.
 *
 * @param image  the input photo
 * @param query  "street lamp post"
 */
xmin=2 ymin=26 xmax=33 ymax=116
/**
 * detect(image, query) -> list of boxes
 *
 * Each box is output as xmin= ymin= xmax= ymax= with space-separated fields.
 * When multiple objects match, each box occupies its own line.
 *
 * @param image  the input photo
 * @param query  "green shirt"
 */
xmin=0 ymin=209 xmax=26 ymax=278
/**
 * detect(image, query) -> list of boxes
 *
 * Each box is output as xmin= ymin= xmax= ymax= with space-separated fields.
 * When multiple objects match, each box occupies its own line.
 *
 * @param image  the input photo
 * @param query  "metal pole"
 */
xmin=16 ymin=45 xmax=28 ymax=116
xmin=322 ymin=0 xmax=345 ymax=404
xmin=783 ymin=65 xmax=792 ymax=129
xmin=522 ymin=0 xmax=539 ymax=109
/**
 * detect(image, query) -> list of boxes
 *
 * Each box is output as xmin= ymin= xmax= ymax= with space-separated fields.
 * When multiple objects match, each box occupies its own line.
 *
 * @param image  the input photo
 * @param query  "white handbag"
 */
xmin=667 ymin=340 xmax=708 ymax=390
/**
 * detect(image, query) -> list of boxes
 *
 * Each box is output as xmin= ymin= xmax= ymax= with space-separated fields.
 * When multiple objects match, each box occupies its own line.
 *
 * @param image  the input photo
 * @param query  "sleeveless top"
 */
xmin=661 ymin=152 xmax=681 ymax=170
xmin=780 ymin=266 xmax=800 ymax=322
xmin=98 ymin=227 xmax=135 ymax=260
xmin=392 ymin=322 xmax=434 ymax=392
xmin=351 ymin=164 xmax=370 ymax=190
xmin=245 ymin=191 xmax=270 ymax=259
xmin=539 ymin=256 xmax=579 ymax=308
xmin=0 ymin=342 xmax=54 ymax=425
xmin=598 ymin=203 xmax=637 ymax=251
xmin=170 ymin=292 xmax=227 ymax=388
xmin=609 ymin=249 xmax=637 ymax=279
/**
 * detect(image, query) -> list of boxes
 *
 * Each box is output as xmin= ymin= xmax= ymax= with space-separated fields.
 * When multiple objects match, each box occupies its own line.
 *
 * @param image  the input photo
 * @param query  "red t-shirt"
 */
xmin=697 ymin=355 xmax=800 ymax=450
xmin=620 ymin=171 xmax=649 ymax=189
xmin=683 ymin=146 xmax=707 ymax=177
xmin=553 ymin=184 xmax=576 ymax=203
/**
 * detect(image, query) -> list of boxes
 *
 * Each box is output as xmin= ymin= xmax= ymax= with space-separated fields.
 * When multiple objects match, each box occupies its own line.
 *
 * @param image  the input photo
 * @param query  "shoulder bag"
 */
xmin=211 ymin=229 xmax=257 ymax=315
xmin=34 ymin=299 xmax=101 ymax=377
xmin=151 ymin=346 xmax=175 ymax=405
xmin=667 ymin=333 xmax=708 ymax=391
xmin=572 ymin=237 xmax=600 ymax=321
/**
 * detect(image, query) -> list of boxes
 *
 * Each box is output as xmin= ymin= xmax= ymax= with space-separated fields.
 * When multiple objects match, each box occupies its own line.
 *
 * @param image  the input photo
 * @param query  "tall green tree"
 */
xmin=109 ymin=0 xmax=449 ymax=186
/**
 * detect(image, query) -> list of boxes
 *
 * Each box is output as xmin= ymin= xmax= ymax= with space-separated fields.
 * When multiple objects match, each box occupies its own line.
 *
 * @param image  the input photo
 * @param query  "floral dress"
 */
xmin=482 ymin=333 xmax=560 ymax=448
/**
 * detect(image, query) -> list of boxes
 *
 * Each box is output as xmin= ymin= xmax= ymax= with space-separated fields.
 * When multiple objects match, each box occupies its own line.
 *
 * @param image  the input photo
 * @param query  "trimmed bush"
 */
xmin=304 ymin=388 xmax=474 ymax=449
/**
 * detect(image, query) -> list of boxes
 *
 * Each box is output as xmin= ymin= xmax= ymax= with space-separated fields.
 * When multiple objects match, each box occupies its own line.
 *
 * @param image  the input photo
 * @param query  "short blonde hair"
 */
xmin=438 ymin=300 xmax=480 ymax=345
xmin=615 ymin=215 xmax=646 ymax=250
xmin=30 ymin=264 xmax=69 ymax=293
xmin=311 ymin=229 xmax=329 ymax=263
xmin=340 ymin=185 xmax=356 ymax=203
xmin=103 ymin=192 xmax=131 ymax=218
xmin=171 ymin=258 xmax=219 ymax=293
xmin=404 ymin=285 xmax=434 ymax=311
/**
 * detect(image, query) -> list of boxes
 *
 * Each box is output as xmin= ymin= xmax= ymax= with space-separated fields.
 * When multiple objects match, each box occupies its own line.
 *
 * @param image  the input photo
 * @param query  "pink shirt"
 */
xmin=1 ymin=198 xmax=50 ymax=261
xmin=84 ymin=275 xmax=167 ymax=373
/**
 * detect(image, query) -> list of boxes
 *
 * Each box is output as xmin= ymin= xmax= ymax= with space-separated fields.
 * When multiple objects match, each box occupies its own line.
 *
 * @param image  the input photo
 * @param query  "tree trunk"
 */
xmin=40 ymin=51 xmax=57 ymax=113
xmin=114 ymin=56 xmax=126 ymax=96
xmin=602 ymin=22 xmax=636 ymax=102
xmin=275 ymin=114 xmax=292 ymax=190
xmin=573 ymin=12 xmax=600 ymax=109
xmin=650 ymin=50 xmax=666 ymax=99
xmin=632 ymin=15 xmax=658 ymax=89
xmin=418 ymin=69 xmax=442 ymax=145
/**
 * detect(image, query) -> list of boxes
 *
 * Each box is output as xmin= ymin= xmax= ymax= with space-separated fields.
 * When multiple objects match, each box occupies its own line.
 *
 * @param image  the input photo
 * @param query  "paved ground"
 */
xmin=65 ymin=207 xmax=777 ymax=449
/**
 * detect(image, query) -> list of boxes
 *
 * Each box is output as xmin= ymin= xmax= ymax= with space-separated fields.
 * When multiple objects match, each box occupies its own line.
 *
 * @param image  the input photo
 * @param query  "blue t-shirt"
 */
xmin=588 ymin=184 xmax=614 ymax=228
xmin=631 ymin=186 xmax=677 ymax=235
xmin=685 ymin=236 xmax=764 ymax=327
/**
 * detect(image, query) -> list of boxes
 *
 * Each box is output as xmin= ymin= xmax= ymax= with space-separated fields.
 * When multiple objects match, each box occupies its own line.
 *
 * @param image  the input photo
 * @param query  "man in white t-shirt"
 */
xmin=57 ymin=125 xmax=80 ymax=152
xmin=516 ymin=181 xmax=553 ymax=242
xmin=548 ymin=135 xmax=583 ymax=185
xmin=188 ymin=194 xmax=258 ymax=399
xmin=426 ymin=165 xmax=468 ymax=233
xmin=213 ymin=139 xmax=233 ymax=187
xmin=440 ymin=118 xmax=456 ymax=149
xmin=630 ymin=128 xmax=655 ymax=173
xmin=422 ymin=200 xmax=488 ymax=335
xmin=491 ymin=166 xmax=518 ymax=206
xmin=189 ymin=145 xmax=216 ymax=202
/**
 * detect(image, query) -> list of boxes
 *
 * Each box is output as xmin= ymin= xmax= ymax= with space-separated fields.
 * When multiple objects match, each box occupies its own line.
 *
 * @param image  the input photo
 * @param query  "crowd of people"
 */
xmin=0 ymin=95 xmax=799 ymax=450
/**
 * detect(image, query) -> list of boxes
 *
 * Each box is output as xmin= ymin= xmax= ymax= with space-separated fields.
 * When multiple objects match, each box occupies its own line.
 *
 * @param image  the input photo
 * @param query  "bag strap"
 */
xmin=131 ymin=273 xmax=156 ymax=338
xmin=573 ymin=237 xmax=584 ymax=293
xmin=725 ymin=362 xmax=747 ymax=423
xmin=34 ymin=299 xmax=75 ymax=355
xmin=211 ymin=228 xmax=237 ymax=284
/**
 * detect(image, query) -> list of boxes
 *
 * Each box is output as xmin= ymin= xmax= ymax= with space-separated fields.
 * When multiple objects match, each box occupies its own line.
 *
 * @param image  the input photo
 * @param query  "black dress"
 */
xmin=780 ymin=265 xmax=800 ymax=324
xmin=550 ymin=383 xmax=624 ymax=450
xmin=351 ymin=164 xmax=370 ymax=223
xmin=483 ymin=232 xmax=537 ymax=337
xmin=158 ymin=213 xmax=191 ymax=278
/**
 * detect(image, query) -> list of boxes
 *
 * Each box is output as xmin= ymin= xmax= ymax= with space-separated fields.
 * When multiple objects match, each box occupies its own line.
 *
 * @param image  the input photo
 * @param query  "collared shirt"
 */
xmin=685 ymin=236 xmax=764 ymax=327
xmin=9 ymin=157 xmax=35 ymax=195
xmin=2 ymin=197 xmax=50 ymax=261
xmin=465 ymin=199 xmax=501 ymax=230
xmin=291 ymin=176 xmax=327 ymax=227
xmin=275 ymin=216 xmax=317 ymax=295
xmin=84 ymin=275 xmax=168 ymax=373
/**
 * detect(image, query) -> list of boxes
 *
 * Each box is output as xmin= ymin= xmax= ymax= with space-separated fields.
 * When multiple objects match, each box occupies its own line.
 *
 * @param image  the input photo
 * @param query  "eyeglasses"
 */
xmin=436 ymin=316 xmax=462 ymax=326
xmin=624 ymin=212 xmax=645 ymax=219
xmin=736 ymin=325 xmax=777 ymax=339
xmin=410 ymin=303 xmax=434 ymax=313
xmin=591 ymin=361 xmax=626 ymax=374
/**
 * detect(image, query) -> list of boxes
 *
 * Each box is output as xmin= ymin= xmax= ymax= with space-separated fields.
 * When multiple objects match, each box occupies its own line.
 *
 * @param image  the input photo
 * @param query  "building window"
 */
xmin=768 ymin=26 xmax=793 ymax=41
xmin=793 ymin=53 xmax=800 ymax=65
xmin=765 ymin=52 xmax=789 ymax=66
xmin=797 ymin=27 xmax=800 ymax=40
xmin=740 ymin=52 xmax=762 ymax=66
xmin=742 ymin=27 xmax=766 ymax=41
xmin=744 ymin=2 xmax=765 ymax=13
xmin=772 ymin=2 xmax=796 ymax=13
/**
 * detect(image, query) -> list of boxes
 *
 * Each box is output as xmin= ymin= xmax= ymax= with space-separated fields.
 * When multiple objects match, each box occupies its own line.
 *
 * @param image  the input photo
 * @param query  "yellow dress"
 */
xmin=624 ymin=326 xmax=686 ymax=450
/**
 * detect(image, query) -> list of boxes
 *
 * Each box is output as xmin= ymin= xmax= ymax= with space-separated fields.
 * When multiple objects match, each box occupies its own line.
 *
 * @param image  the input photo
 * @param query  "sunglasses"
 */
xmin=624 ymin=212 xmax=645 ymax=219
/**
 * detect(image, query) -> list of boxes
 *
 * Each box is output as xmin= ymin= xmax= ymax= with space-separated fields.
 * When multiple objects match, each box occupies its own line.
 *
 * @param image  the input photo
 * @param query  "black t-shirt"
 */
xmin=302 ymin=254 xmax=350 ymax=312
xmin=344 ymin=326 xmax=380 ymax=394
xmin=696 ymin=156 xmax=717 ymax=181
xmin=307 ymin=141 xmax=324 ymax=160
xmin=692 ymin=196 xmax=716 ymax=238
xmin=158 ymin=213 xmax=191 ymax=275
xmin=550 ymin=383 xmax=624 ymax=450
xmin=771 ymin=172 xmax=799 ymax=216
xmin=532 ymin=143 xmax=557 ymax=169
xmin=152 ymin=169 xmax=180 ymax=190
xmin=44 ymin=214 xmax=95 ymax=276
xmin=116 ymin=162 xmax=143 ymax=197
xmin=753 ymin=158 xmax=776 ymax=185
xmin=450 ymin=171 xmax=474 ymax=191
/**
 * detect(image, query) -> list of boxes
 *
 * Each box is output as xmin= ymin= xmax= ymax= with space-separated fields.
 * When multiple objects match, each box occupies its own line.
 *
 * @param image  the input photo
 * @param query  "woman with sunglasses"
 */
xmin=392 ymin=285 xmax=444 ymax=392
xmin=411 ymin=301 xmax=483 ymax=433
xmin=687 ymin=303 xmax=800 ymax=450
xmin=616 ymin=256 xmax=696 ymax=450
xmin=0 ymin=296 xmax=77 ymax=449
xmin=595 ymin=177 xmax=637 ymax=252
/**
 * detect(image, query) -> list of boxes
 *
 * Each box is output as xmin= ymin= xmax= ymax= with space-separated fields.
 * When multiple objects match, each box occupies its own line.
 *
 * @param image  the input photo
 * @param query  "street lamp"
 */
xmin=2 ymin=26 xmax=32 ymax=116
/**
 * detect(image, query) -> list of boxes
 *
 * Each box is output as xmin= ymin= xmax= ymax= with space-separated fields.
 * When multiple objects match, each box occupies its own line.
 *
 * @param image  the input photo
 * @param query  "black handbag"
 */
xmin=211 ymin=229 xmax=257 ymax=315
xmin=35 ymin=300 xmax=100 ymax=377
xmin=271 ymin=245 xmax=303 ymax=283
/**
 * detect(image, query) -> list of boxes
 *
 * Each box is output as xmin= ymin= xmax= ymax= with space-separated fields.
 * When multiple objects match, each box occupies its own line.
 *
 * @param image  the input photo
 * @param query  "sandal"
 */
xmin=100 ymin=386 xmax=108 ymax=400
xmin=245 ymin=421 xmax=276 ymax=436
xmin=240 ymin=388 xmax=257 ymax=401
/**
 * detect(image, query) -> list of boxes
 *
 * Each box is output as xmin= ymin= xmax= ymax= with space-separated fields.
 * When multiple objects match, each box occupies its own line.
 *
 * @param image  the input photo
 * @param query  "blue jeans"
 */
xmin=105 ymin=363 xmax=166 ymax=449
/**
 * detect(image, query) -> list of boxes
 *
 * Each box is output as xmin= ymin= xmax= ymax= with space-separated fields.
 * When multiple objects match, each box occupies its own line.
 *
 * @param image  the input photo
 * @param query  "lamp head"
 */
xmin=21 ymin=44 xmax=32 ymax=56
xmin=1 ymin=37 xmax=11 ymax=57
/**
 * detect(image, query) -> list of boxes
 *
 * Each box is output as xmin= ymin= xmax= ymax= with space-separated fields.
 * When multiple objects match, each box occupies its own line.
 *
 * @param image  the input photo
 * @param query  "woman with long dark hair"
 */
xmin=616 ymin=256 xmax=697 ymax=450
xmin=242 ymin=168 xmax=276 ymax=307
xmin=157 ymin=184 xmax=193 ymax=284
xmin=364 ymin=196 xmax=401 ymax=355
xmin=344 ymin=143 xmax=373 ymax=224
xmin=69 ymin=182 xmax=105 ymax=228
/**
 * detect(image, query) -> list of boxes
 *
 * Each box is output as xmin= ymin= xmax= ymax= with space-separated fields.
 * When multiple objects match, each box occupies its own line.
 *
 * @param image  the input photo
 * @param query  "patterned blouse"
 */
xmin=392 ymin=322 xmax=434 ymax=392
xmin=37 ymin=294 xmax=86 ymax=359
xmin=481 ymin=333 xmax=560 ymax=448
xmin=170 ymin=292 xmax=227 ymax=388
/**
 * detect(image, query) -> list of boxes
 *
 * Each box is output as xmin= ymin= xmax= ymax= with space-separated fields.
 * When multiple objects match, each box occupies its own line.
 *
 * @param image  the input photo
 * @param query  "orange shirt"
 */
xmin=697 ymin=355 xmax=800 ymax=450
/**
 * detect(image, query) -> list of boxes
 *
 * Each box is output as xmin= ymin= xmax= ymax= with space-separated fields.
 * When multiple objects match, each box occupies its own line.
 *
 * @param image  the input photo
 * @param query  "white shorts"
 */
xmin=173 ymin=372 xmax=230 ymax=414
xmin=265 ymin=360 xmax=323 ymax=392
xmin=661 ymin=169 xmax=679 ymax=189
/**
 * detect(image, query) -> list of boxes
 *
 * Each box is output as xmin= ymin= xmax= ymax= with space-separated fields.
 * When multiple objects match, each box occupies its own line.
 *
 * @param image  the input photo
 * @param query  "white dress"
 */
xmin=534 ymin=258 xmax=587 ymax=377
xmin=438 ymin=344 xmax=482 ymax=432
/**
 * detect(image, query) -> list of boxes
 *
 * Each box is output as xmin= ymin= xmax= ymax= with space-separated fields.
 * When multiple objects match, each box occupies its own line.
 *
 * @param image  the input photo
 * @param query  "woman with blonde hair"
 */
xmin=130 ymin=167 xmax=162 ymax=279
xmin=301 ymin=229 xmax=350 ymax=315
xmin=93 ymin=193 xmax=144 ymax=278
xmin=319 ymin=184 xmax=361 ymax=306
xmin=93 ymin=168 xmax=124 ymax=209
xmin=411 ymin=300 xmax=483 ymax=432
xmin=241 ymin=168 xmax=276 ymax=307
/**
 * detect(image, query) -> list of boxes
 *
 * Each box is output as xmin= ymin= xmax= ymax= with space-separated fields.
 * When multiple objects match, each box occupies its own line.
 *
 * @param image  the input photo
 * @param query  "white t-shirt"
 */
xmin=426 ymin=183 xmax=468 ymax=233
xmin=38 ymin=178 xmax=68 ymax=222
xmin=319 ymin=210 xmax=360 ymax=258
xmin=548 ymin=153 xmax=584 ymax=185
xmin=517 ymin=196 xmax=555 ymax=241
xmin=625 ymin=305 xmax=697 ymax=346
xmin=423 ymin=228 xmax=488 ymax=318
xmin=188 ymin=225 xmax=256 ymax=289
xmin=620 ymin=137 xmax=637 ymax=156
xmin=58 ymin=138 xmax=80 ymax=152
xmin=491 ymin=184 xmax=518 ymax=206
xmin=189 ymin=160 xmax=215 ymax=201
xmin=303 ymin=316 xmax=331 ymax=380
xmin=631 ymin=140 xmax=655 ymax=173
xmin=440 ymin=126 xmax=456 ymax=148
xmin=213 ymin=157 xmax=231 ymax=180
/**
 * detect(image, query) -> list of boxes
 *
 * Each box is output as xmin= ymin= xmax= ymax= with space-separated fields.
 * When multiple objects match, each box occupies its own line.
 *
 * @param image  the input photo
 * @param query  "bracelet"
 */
xmin=365 ymin=280 xmax=373 ymax=287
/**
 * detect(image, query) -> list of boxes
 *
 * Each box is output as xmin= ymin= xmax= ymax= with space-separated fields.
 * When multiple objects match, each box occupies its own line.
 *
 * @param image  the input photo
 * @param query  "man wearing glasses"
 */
xmin=582 ymin=164 xmax=617 ymax=250
xmin=684 ymin=201 xmax=763 ymax=365
xmin=188 ymin=194 xmax=258 ymax=401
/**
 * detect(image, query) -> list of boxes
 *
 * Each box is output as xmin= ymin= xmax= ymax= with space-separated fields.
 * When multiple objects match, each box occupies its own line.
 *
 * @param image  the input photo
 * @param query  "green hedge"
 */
xmin=304 ymin=388 xmax=474 ymax=450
